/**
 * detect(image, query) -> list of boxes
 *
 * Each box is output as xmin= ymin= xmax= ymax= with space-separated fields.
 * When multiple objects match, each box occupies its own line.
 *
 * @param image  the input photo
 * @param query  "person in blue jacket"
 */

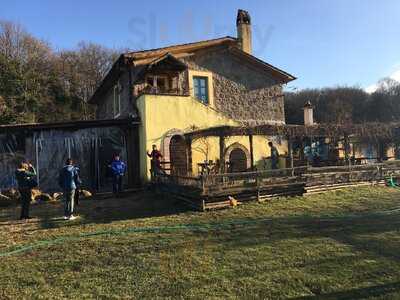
xmin=111 ymin=154 xmax=126 ymax=196
xmin=58 ymin=158 xmax=81 ymax=220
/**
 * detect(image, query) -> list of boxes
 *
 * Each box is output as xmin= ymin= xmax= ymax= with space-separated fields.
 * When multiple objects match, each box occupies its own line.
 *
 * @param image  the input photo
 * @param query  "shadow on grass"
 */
xmin=0 ymin=190 xmax=193 ymax=231
xmin=292 ymin=281 xmax=400 ymax=299
xmin=3 ymin=190 xmax=400 ymax=267
xmin=49 ymin=209 xmax=399 ymax=266
xmin=36 ymin=190 xmax=193 ymax=230
xmin=67 ymin=209 xmax=400 ymax=269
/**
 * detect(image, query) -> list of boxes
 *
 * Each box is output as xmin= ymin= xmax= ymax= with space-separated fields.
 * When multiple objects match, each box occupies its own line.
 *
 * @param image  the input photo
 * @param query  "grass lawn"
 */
xmin=1 ymin=186 xmax=400 ymax=299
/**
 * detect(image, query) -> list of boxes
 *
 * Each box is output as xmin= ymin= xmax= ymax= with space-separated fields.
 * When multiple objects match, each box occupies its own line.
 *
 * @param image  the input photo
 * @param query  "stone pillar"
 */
xmin=303 ymin=101 xmax=314 ymax=126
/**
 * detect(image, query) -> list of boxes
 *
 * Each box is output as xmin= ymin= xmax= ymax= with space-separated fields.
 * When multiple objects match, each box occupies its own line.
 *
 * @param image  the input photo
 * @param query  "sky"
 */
xmin=1 ymin=0 xmax=399 ymax=91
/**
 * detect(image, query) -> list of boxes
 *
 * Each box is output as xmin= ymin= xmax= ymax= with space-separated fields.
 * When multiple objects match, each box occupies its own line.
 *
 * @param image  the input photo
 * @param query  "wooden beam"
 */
xmin=186 ymin=137 xmax=193 ymax=175
xmin=249 ymin=134 xmax=255 ymax=171
xmin=0 ymin=117 xmax=140 ymax=133
xmin=125 ymin=126 xmax=141 ymax=187
xmin=219 ymin=135 xmax=226 ymax=173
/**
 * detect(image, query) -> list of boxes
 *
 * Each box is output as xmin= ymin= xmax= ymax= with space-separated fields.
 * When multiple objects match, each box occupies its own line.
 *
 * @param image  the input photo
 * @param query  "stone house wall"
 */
xmin=95 ymin=47 xmax=285 ymax=124
xmin=181 ymin=49 xmax=285 ymax=125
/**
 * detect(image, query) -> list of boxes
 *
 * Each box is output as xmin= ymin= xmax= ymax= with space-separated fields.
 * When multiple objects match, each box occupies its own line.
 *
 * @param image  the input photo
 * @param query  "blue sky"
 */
xmin=1 ymin=0 xmax=399 ymax=90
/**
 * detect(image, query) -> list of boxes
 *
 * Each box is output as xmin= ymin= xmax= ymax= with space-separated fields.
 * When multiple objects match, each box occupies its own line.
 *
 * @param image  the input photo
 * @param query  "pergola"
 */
xmin=184 ymin=122 xmax=400 ymax=173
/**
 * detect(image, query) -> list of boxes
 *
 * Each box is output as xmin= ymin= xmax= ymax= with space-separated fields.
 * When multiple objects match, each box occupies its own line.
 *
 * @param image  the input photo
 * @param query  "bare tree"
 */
xmin=58 ymin=42 xmax=119 ymax=102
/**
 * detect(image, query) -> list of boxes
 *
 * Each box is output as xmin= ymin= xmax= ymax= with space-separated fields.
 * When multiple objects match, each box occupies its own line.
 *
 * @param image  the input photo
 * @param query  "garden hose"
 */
xmin=2 ymin=208 xmax=400 ymax=258
xmin=0 ymin=218 xmax=269 ymax=258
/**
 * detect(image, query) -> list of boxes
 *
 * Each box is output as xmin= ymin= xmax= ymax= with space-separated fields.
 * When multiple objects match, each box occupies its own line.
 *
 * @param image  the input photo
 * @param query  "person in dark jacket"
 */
xmin=58 ymin=158 xmax=81 ymax=220
xmin=147 ymin=144 xmax=164 ymax=179
xmin=15 ymin=162 xmax=37 ymax=220
xmin=268 ymin=142 xmax=280 ymax=170
xmin=110 ymin=155 xmax=126 ymax=195
xmin=74 ymin=167 xmax=81 ymax=206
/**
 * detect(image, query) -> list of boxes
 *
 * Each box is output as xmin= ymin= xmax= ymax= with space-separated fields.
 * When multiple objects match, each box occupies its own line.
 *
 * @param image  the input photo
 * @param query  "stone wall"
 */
xmin=181 ymin=49 xmax=285 ymax=125
xmin=95 ymin=47 xmax=286 ymax=125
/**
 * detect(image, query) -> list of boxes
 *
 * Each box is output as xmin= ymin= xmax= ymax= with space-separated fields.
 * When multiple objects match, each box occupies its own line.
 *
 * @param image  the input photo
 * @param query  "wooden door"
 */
xmin=229 ymin=148 xmax=247 ymax=173
xmin=170 ymin=135 xmax=188 ymax=175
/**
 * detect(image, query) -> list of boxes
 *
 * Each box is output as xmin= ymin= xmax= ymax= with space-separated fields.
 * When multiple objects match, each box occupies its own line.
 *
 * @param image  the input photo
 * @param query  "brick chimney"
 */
xmin=303 ymin=101 xmax=314 ymax=126
xmin=236 ymin=9 xmax=252 ymax=54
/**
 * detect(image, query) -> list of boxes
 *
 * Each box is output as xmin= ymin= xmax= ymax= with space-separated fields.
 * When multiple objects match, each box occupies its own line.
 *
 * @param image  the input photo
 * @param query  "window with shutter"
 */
xmin=193 ymin=76 xmax=209 ymax=105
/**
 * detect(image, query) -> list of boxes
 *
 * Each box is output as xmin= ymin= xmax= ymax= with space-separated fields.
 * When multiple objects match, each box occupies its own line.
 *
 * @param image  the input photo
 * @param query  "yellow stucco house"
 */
xmin=89 ymin=10 xmax=296 ymax=183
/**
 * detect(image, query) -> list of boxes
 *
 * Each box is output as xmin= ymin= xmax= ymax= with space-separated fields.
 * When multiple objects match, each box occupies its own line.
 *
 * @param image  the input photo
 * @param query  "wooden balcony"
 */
xmin=136 ymin=85 xmax=190 ymax=97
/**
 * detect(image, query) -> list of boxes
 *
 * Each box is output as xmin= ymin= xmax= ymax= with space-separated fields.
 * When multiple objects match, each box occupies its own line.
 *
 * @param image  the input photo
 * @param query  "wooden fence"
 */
xmin=157 ymin=161 xmax=400 ymax=210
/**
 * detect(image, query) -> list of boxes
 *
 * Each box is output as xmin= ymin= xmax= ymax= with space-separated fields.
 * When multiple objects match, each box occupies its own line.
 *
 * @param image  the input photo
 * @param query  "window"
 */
xmin=193 ymin=76 xmax=209 ymax=105
xmin=188 ymin=70 xmax=214 ymax=107
xmin=113 ymin=83 xmax=121 ymax=118
xmin=146 ymin=75 xmax=168 ymax=92
xmin=156 ymin=77 xmax=167 ymax=91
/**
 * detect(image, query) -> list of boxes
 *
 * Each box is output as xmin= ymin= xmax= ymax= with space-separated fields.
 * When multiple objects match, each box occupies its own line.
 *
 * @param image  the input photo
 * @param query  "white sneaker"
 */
xmin=63 ymin=216 xmax=69 ymax=220
xmin=68 ymin=215 xmax=77 ymax=220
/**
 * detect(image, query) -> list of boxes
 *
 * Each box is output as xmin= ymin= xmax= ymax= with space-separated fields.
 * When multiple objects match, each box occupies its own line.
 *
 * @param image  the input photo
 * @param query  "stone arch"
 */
xmin=160 ymin=129 xmax=184 ymax=164
xmin=224 ymin=142 xmax=251 ymax=172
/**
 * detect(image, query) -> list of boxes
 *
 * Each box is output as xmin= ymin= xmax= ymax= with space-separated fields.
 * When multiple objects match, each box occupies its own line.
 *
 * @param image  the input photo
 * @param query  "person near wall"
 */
xmin=58 ymin=158 xmax=81 ymax=220
xmin=15 ymin=161 xmax=37 ymax=220
xmin=111 ymin=154 xmax=126 ymax=196
xmin=268 ymin=142 xmax=280 ymax=170
xmin=74 ymin=166 xmax=82 ymax=206
xmin=147 ymin=144 xmax=164 ymax=179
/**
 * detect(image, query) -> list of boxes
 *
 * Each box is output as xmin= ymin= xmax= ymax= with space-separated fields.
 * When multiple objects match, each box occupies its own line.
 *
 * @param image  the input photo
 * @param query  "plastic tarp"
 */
xmin=0 ymin=126 xmax=128 ymax=193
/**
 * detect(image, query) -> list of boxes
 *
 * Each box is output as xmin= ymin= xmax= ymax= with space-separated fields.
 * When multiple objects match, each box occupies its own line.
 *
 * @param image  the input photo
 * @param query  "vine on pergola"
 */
xmin=185 ymin=122 xmax=400 ymax=143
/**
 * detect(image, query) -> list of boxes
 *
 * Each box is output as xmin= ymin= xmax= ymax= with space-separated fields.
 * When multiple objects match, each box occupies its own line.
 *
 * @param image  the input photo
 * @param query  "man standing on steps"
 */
xmin=111 ymin=154 xmax=126 ymax=196
xmin=58 ymin=158 xmax=81 ymax=220
xmin=268 ymin=141 xmax=280 ymax=170
xmin=147 ymin=144 xmax=164 ymax=180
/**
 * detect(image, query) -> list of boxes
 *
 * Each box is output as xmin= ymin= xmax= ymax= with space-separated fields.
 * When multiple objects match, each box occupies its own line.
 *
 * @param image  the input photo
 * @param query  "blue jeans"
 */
xmin=271 ymin=158 xmax=279 ymax=170
xmin=64 ymin=189 xmax=75 ymax=217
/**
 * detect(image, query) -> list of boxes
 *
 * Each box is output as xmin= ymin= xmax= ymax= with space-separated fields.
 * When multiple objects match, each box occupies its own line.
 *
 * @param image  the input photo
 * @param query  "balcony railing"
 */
xmin=137 ymin=86 xmax=189 ymax=97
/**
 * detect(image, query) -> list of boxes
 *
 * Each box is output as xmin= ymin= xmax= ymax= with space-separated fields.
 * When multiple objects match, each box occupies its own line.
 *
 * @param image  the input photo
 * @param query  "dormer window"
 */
xmin=193 ymin=76 xmax=209 ymax=105
xmin=134 ymin=54 xmax=188 ymax=97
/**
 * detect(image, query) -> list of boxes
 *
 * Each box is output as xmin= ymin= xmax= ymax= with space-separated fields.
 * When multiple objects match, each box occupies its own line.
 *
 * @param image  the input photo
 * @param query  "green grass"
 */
xmin=1 ymin=186 xmax=400 ymax=299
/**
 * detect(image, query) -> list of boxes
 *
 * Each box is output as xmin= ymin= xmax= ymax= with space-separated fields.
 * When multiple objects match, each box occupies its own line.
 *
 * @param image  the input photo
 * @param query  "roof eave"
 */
xmin=228 ymin=47 xmax=296 ymax=84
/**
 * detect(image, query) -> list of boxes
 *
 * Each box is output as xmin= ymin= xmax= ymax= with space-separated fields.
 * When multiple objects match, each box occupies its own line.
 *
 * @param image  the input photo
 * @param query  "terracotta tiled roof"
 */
xmin=125 ymin=36 xmax=237 ymax=61
xmin=89 ymin=35 xmax=296 ymax=104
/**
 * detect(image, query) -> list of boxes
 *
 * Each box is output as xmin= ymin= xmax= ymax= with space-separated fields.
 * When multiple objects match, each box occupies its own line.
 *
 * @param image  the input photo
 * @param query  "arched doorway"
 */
xmin=229 ymin=148 xmax=247 ymax=172
xmin=169 ymin=135 xmax=188 ymax=175
xmin=224 ymin=143 xmax=251 ymax=173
